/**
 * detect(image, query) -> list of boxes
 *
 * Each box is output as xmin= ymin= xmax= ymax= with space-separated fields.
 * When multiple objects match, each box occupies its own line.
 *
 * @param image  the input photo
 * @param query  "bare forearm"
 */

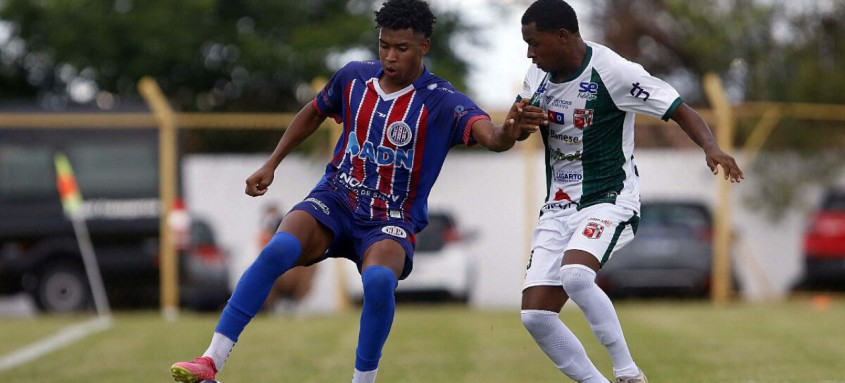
xmin=472 ymin=101 xmax=544 ymax=152
xmin=669 ymin=102 xmax=744 ymax=182
xmin=471 ymin=117 xmax=521 ymax=152
xmin=482 ymin=124 xmax=517 ymax=152
xmin=672 ymin=103 xmax=718 ymax=152
xmin=265 ymin=102 xmax=326 ymax=168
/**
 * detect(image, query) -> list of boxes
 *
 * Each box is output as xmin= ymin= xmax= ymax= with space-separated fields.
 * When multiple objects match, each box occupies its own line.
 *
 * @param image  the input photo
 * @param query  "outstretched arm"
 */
xmin=471 ymin=99 xmax=547 ymax=152
xmin=671 ymin=103 xmax=744 ymax=183
xmin=245 ymin=102 xmax=328 ymax=196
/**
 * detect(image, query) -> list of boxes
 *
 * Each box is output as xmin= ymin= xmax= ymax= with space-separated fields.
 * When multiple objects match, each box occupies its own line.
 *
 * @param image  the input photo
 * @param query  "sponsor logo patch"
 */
xmin=550 ymin=148 xmax=582 ymax=162
xmin=583 ymin=222 xmax=604 ymax=239
xmin=578 ymin=81 xmax=598 ymax=101
xmin=554 ymin=171 xmax=583 ymax=183
xmin=554 ymin=189 xmax=572 ymax=201
xmin=544 ymin=190 xmax=575 ymax=210
xmin=579 ymin=81 xmax=598 ymax=94
xmin=306 ymin=197 xmax=330 ymax=215
xmin=453 ymin=104 xmax=468 ymax=119
xmin=381 ymin=225 xmax=408 ymax=238
xmin=338 ymin=173 xmax=401 ymax=202
xmin=630 ymin=82 xmax=651 ymax=101
xmin=529 ymin=81 xmax=549 ymax=106
xmin=549 ymin=130 xmax=581 ymax=145
xmin=542 ymin=201 xmax=575 ymax=210
xmin=547 ymin=110 xmax=565 ymax=125
xmin=346 ymin=133 xmax=414 ymax=168
xmin=549 ymin=99 xmax=572 ymax=108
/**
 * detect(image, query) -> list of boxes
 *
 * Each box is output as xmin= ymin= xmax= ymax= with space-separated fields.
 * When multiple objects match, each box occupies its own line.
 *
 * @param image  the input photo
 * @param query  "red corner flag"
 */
xmin=54 ymin=153 xmax=83 ymax=218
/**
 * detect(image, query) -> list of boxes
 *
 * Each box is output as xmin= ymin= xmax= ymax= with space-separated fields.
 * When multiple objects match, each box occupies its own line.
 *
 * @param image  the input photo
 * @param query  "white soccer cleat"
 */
xmin=616 ymin=369 xmax=647 ymax=383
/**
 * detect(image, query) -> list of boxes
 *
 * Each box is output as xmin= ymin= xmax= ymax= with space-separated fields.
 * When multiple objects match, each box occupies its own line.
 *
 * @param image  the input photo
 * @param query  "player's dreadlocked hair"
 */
xmin=522 ymin=0 xmax=580 ymax=34
xmin=374 ymin=0 xmax=436 ymax=38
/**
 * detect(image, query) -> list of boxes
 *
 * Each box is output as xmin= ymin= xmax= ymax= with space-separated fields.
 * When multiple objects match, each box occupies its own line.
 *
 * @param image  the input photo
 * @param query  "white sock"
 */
xmin=351 ymin=367 xmax=378 ymax=383
xmin=560 ymin=265 xmax=639 ymax=378
xmin=521 ymin=310 xmax=608 ymax=383
xmin=202 ymin=332 xmax=236 ymax=372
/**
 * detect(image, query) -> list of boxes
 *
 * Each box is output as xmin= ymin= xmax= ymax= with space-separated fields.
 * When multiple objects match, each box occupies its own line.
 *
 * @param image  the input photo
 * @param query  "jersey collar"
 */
xmin=373 ymin=65 xmax=434 ymax=100
xmin=557 ymin=45 xmax=593 ymax=84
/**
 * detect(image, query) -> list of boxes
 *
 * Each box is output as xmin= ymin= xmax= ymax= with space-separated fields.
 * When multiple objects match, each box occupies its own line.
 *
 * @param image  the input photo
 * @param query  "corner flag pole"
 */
xmin=54 ymin=153 xmax=111 ymax=317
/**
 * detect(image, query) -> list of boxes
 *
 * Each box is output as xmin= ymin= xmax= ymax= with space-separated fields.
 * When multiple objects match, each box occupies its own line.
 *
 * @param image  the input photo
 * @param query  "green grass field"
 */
xmin=1 ymin=298 xmax=844 ymax=382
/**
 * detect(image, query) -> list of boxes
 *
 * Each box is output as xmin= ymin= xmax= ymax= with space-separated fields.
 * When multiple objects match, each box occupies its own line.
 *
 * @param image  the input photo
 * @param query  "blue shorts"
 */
xmin=291 ymin=188 xmax=417 ymax=280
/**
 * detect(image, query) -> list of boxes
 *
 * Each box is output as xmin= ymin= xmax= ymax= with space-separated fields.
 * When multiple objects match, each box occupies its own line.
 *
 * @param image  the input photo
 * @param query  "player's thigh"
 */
xmin=562 ymin=249 xmax=600 ymax=272
xmin=522 ymin=224 xmax=572 ymax=312
xmin=356 ymin=221 xmax=415 ymax=279
xmin=565 ymin=203 xmax=638 ymax=267
xmin=522 ymin=285 xmax=566 ymax=312
xmin=523 ymin=220 xmax=572 ymax=291
xmin=362 ymin=239 xmax=406 ymax=279
xmin=278 ymin=210 xmax=334 ymax=266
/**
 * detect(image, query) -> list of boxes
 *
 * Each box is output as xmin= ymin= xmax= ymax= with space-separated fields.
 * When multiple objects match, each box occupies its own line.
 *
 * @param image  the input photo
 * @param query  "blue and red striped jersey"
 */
xmin=312 ymin=60 xmax=490 ymax=232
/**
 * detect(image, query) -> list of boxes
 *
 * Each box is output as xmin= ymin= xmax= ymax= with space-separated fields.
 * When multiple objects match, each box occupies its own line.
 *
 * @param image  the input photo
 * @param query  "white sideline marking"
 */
xmin=0 ymin=315 xmax=112 ymax=371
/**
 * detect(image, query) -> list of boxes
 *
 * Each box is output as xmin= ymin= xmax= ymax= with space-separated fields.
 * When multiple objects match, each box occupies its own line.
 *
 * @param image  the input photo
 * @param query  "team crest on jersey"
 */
xmin=573 ymin=109 xmax=594 ymax=129
xmin=583 ymin=222 xmax=604 ymax=239
xmin=387 ymin=121 xmax=413 ymax=146
xmin=381 ymin=226 xmax=408 ymax=238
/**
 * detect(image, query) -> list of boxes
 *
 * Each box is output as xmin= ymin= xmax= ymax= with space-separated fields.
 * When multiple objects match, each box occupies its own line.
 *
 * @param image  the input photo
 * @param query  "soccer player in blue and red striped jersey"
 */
xmin=170 ymin=1 xmax=544 ymax=382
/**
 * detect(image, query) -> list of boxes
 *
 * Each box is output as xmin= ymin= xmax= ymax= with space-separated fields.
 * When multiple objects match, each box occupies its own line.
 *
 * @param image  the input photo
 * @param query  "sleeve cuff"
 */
xmin=661 ymin=97 xmax=684 ymax=121
xmin=463 ymin=114 xmax=492 ymax=147
xmin=311 ymin=99 xmax=341 ymax=124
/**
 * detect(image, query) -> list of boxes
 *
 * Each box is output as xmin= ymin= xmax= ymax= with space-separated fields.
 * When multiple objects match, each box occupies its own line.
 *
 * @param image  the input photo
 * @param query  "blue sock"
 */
xmin=354 ymin=266 xmax=397 ymax=371
xmin=215 ymin=232 xmax=301 ymax=341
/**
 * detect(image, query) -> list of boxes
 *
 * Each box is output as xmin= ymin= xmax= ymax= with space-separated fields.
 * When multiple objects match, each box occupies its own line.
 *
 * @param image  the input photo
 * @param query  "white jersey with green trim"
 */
xmin=519 ymin=41 xmax=683 ymax=215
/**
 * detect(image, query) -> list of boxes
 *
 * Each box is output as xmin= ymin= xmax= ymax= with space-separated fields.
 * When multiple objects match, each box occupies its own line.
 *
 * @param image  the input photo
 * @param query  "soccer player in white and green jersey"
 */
xmin=516 ymin=1 xmax=744 ymax=382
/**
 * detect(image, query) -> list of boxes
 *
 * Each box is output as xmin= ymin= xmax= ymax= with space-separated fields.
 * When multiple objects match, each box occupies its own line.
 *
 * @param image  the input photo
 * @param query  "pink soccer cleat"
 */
xmin=171 ymin=356 xmax=218 ymax=383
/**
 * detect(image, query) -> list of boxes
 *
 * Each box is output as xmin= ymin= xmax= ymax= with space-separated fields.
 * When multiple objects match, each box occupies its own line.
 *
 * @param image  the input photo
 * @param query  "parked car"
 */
xmin=798 ymin=188 xmax=845 ymax=290
xmin=0 ymin=128 xmax=230 ymax=312
xmin=597 ymin=200 xmax=714 ymax=297
xmin=344 ymin=211 xmax=477 ymax=302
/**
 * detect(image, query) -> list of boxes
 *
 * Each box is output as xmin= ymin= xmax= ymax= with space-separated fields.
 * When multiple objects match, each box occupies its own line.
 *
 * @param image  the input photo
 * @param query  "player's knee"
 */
xmin=255 ymin=232 xmax=302 ymax=273
xmin=560 ymin=265 xmax=597 ymax=296
xmin=521 ymin=309 xmax=557 ymax=336
xmin=361 ymin=266 xmax=397 ymax=303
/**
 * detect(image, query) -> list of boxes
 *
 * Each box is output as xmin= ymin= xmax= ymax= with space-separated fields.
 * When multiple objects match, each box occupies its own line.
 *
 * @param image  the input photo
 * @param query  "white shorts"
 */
xmin=522 ymin=203 xmax=639 ymax=290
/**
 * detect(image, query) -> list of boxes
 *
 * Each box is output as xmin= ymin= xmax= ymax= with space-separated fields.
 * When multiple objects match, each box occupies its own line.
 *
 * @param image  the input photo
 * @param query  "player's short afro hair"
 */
xmin=522 ymin=0 xmax=580 ymax=34
xmin=375 ymin=0 xmax=436 ymax=38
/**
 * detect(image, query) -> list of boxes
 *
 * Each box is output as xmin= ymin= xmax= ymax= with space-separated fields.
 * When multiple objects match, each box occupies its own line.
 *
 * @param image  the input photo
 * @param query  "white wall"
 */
xmin=184 ymin=149 xmax=811 ymax=311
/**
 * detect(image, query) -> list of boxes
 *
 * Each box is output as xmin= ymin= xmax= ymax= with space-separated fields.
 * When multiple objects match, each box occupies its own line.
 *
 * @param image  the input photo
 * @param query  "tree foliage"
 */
xmin=594 ymin=0 xmax=845 ymax=219
xmin=596 ymin=0 xmax=845 ymax=105
xmin=0 ymin=0 xmax=474 ymax=112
